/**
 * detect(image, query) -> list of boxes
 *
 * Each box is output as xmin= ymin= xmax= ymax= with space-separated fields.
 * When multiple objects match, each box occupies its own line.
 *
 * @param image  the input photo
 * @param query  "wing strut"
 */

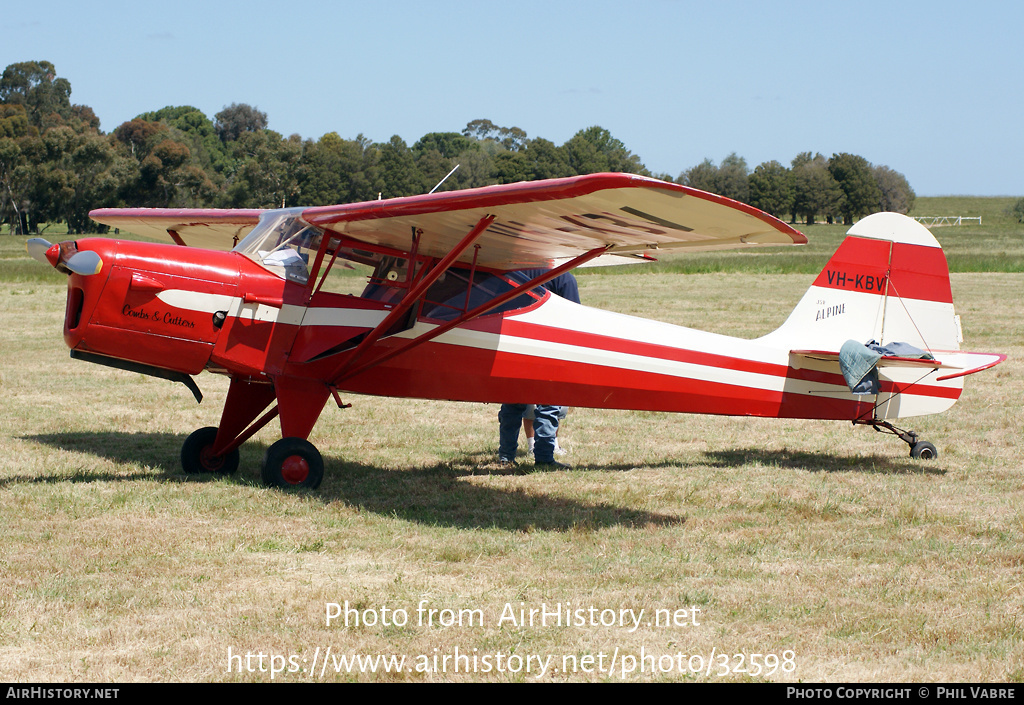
xmin=330 ymin=245 xmax=610 ymax=387
xmin=326 ymin=214 xmax=496 ymax=382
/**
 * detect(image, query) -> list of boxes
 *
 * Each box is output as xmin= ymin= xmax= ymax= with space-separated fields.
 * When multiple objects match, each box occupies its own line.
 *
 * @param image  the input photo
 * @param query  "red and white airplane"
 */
xmin=26 ymin=173 xmax=1004 ymax=488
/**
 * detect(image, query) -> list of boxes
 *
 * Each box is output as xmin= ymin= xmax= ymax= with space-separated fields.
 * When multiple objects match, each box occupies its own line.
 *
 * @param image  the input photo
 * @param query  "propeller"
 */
xmin=26 ymin=237 xmax=52 ymax=265
xmin=25 ymin=238 xmax=103 ymax=275
xmin=65 ymin=250 xmax=104 ymax=275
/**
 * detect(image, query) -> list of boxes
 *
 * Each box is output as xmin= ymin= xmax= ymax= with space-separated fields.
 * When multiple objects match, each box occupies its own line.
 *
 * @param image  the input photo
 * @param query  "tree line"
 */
xmin=1 ymin=60 xmax=915 ymax=235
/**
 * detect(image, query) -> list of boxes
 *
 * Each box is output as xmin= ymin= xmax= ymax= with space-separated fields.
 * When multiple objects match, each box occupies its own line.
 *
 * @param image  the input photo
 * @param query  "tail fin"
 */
xmin=760 ymin=212 xmax=960 ymax=353
xmin=760 ymin=213 xmax=1006 ymax=421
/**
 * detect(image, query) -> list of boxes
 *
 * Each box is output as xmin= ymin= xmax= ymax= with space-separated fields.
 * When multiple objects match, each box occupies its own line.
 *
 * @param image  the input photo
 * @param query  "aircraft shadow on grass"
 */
xmin=20 ymin=430 xmax=686 ymax=532
xmin=700 ymin=447 xmax=946 ymax=476
xmin=18 ymin=431 xmax=941 ymax=533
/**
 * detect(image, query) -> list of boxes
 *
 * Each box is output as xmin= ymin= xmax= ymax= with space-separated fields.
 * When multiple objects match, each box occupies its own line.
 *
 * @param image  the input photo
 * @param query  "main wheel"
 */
xmin=262 ymin=437 xmax=324 ymax=489
xmin=910 ymin=441 xmax=938 ymax=460
xmin=181 ymin=426 xmax=240 ymax=475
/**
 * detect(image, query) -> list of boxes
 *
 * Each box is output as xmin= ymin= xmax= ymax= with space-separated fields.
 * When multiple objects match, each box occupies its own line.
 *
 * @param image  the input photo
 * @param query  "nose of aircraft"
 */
xmin=26 ymin=238 xmax=104 ymax=275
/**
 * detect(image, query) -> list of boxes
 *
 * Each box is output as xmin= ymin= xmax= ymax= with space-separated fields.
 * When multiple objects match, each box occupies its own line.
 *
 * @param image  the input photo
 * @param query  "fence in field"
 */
xmin=912 ymin=216 xmax=982 ymax=227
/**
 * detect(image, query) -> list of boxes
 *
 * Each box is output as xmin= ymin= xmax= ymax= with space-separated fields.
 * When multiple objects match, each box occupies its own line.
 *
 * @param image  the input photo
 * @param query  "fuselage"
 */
xmin=61 ymin=237 xmax=963 ymax=427
xmin=332 ymin=292 xmax=962 ymax=421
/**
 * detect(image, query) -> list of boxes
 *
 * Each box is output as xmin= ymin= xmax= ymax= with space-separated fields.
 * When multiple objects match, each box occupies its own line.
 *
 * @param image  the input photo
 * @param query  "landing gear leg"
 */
xmin=181 ymin=377 xmax=276 ymax=477
xmin=855 ymin=419 xmax=938 ymax=460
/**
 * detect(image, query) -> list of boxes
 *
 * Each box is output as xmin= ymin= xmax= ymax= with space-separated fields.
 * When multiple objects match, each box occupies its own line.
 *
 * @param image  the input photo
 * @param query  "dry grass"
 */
xmin=0 ymin=254 xmax=1021 ymax=682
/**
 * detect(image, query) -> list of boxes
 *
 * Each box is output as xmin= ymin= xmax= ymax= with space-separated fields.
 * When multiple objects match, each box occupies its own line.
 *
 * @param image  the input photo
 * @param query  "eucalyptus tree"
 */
xmin=679 ymin=158 xmax=718 ymax=192
xmin=0 ymin=60 xmax=72 ymax=128
xmin=828 ymin=152 xmax=881 ymax=224
xmin=716 ymin=152 xmax=750 ymax=202
xmin=791 ymin=152 xmax=844 ymax=224
xmin=748 ymin=160 xmax=793 ymax=220
xmin=564 ymin=126 xmax=648 ymax=176
xmin=872 ymin=165 xmax=915 ymax=214
xmin=215 ymin=103 xmax=268 ymax=143
xmin=378 ymin=135 xmax=421 ymax=198
xmin=296 ymin=132 xmax=380 ymax=207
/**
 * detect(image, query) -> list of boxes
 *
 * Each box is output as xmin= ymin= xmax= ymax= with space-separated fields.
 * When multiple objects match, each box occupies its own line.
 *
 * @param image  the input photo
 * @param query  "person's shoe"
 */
xmin=497 ymin=457 xmax=518 ymax=468
xmin=534 ymin=460 xmax=570 ymax=470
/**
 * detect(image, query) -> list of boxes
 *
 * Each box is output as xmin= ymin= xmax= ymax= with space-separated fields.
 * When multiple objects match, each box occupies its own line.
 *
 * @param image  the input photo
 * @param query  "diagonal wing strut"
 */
xmin=330 ymin=244 xmax=610 ymax=388
xmin=326 ymin=214 xmax=496 ymax=382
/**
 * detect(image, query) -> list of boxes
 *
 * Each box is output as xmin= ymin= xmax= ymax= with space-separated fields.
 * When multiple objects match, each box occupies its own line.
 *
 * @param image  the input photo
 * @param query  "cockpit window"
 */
xmin=233 ymin=209 xmax=322 ymax=284
xmin=235 ymin=212 xmax=549 ymax=319
xmin=430 ymin=270 xmax=544 ymax=320
xmin=360 ymin=256 xmax=410 ymax=305
xmin=360 ymin=267 xmax=544 ymax=321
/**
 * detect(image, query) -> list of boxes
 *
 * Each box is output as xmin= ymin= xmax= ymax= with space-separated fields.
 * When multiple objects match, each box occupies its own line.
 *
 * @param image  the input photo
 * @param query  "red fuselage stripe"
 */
xmin=481 ymin=318 xmax=962 ymax=400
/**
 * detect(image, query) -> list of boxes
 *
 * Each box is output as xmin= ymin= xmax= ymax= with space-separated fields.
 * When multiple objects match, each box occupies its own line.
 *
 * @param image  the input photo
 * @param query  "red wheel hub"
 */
xmin=281 ymin=455 xmax=310 ymax=484
xmin=199 ymin=446 xmax=224 ymax=471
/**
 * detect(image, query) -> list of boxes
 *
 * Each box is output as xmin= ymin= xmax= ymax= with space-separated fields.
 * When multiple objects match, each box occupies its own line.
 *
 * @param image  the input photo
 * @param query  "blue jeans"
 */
xmin=498 ymin=403 xmax=560 ymax=463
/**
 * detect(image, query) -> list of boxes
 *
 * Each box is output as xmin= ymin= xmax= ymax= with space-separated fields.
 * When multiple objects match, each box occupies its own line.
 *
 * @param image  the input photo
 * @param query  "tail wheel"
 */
xmin=859 ymin=420 xmax=939 ymax=461
xmin=262 ymin=437 xmax=324 ymax=489
xmin=910 ymin=441 xmax=938 ymax=460
xmin=181 ymin=426 xmax=240 ymax=475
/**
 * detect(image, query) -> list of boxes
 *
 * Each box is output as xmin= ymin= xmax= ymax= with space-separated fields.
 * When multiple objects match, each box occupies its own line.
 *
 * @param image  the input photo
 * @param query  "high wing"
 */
xmin=301 ymin=173 xmax=806 ymax=270
xmin=89 ymin=208 xmax=264 ymax=250
xmin=90 ymin=174 xmax=804 ymax=267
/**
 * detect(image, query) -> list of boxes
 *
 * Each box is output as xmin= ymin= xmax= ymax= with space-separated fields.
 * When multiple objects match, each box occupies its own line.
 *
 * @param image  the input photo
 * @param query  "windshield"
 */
xmin=233 ymin=209 xmax=322 ymax=284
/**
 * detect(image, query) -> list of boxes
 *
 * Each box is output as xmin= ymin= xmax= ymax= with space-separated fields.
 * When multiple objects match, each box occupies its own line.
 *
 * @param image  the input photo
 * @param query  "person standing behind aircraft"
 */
xmin=497 ymin=270 xmax=580 ymax=467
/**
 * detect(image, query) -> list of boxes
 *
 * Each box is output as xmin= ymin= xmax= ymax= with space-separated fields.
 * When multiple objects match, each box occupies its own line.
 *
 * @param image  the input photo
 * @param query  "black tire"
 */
xmin=910 ymin=441 xmax=938 ymax=460
xmin=262 ymin=437 xmax=324 ymax=489
xmin=181 ymin=426 xmax=240 ymax=475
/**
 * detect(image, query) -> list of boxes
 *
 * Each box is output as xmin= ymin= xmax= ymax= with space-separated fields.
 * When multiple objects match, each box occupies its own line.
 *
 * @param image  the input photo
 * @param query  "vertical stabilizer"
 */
xmin=759 ymin=212 xmax=959 ymax=353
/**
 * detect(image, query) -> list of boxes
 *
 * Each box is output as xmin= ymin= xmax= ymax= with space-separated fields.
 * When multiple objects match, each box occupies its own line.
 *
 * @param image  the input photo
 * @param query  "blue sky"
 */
xmin=4 ymin=0 xmax=1022 ymax=195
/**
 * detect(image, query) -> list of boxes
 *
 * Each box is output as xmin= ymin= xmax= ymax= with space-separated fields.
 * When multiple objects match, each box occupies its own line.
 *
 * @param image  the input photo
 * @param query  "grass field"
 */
xmin=0 ymin=211 xmax=1022 ymax=682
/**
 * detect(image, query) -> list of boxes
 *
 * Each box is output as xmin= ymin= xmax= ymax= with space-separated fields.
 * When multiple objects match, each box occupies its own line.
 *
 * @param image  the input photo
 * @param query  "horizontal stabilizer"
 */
xmin=791 ymin=349 xmax=951 ymax=370
xmin=933 ymin=351 xmax=1007 ymax=381
xmin=790 ymin=349 xmax=1005 ymax=379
